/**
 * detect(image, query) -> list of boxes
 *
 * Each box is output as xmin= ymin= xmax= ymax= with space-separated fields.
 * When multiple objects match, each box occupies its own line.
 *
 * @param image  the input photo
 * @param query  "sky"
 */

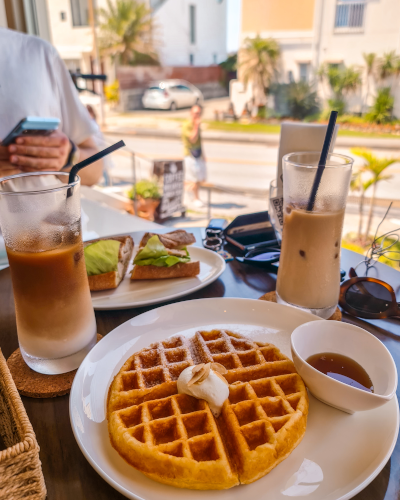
xmin=227 ymin=0 xmax=241 ymax=53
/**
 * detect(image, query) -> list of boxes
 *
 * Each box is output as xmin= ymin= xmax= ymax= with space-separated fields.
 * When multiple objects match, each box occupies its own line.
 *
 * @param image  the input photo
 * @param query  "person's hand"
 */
xmin=0 ymin=144 xmax=23 ymax=176
xmin=193 ymin=116 xmax=201 ymax=127
xmin=8 ymin=131 xmax=71 ymax=171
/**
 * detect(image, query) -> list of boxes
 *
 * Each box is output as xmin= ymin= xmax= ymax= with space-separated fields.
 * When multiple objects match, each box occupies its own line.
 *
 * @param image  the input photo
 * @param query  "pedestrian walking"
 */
xmin=182 ymin=104 xmax=207 ymax=207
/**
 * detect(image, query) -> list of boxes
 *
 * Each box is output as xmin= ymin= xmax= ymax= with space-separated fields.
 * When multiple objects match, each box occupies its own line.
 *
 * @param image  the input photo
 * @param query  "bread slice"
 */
xmin=86 ymin=235 xmax=134 ymax=291
xmin=139 ymin=230 xmax=196 ymax=249
xmin=131 ymin=261 xmax=200 ymax=280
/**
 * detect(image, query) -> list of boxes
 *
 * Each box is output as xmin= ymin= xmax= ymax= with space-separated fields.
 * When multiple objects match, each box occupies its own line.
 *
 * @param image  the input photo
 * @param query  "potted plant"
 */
xmin=128 ymin=180 xmax=161 ymax=221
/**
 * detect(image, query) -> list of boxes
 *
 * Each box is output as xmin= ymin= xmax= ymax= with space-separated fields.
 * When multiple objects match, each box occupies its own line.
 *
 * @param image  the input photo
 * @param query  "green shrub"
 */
xmin=336 ymin=115 xmax=366 ymax=125
xmin=128 ymin=180 xmax=161 ymax=200
xmin=327 ymin=98 xmax=346 ymax=116
xmin=303 ymin=112 xmax=321 ymax=123
xmin=219 ymin=53 xmax=237 ymax=72
xmin=287 ymin=81 xmax=319 ymax=120
xmin=365 ymin=87 xmax=395 ymax=124
xmin=256 ymin=105 xmax=267 ymax=119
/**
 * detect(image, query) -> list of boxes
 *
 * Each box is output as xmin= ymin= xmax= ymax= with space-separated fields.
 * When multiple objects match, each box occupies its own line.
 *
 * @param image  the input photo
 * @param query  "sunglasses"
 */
xmin=203 ymin=228 xmax=224 ymax=251
xmin=339 ymin=267 xmax=400 ymax=319
xmin=235 ymin=248 xmax=281 ymax=266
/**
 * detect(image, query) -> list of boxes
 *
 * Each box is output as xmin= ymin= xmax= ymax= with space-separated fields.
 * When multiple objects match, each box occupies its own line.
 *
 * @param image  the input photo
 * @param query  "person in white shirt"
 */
xmin=0 ymin=28 xmax=103 ymax=186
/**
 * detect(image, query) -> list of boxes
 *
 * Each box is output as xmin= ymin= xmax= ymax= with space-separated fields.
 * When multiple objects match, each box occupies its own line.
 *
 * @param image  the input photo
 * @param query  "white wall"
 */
xmin=154 ymin=0 xmax=227 ymax=66
xmin=316 ymin=0 xmax=400 ymax=116
xmin=45 ymin=0 xmax=227 ymax=76
xmin=45 ymin=0 xmax=93 ymax=72
xmin=241 ymin=29 xmax=314 ymax=83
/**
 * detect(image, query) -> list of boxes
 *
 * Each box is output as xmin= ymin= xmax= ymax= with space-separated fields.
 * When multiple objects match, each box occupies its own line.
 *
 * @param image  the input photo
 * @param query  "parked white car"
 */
xmin=142 ymin=80 xmax=203 ymax=110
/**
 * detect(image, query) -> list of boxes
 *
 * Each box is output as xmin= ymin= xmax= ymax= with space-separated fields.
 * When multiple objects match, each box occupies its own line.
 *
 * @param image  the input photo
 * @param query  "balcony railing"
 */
xmin=334 ymin=1 xmax=365 ymax=32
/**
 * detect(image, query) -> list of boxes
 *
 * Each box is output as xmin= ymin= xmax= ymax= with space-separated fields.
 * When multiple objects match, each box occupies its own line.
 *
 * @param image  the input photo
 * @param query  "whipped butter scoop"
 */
xmin=177 ymin=362 xmax=229 ymax=417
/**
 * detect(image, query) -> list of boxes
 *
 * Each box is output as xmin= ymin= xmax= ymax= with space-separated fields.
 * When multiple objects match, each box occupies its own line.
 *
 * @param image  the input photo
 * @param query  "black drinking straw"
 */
xmin=67 ymin=140 xmax=125 ymax=197
xmin=306 ymin=111 xmax=338 ymax=211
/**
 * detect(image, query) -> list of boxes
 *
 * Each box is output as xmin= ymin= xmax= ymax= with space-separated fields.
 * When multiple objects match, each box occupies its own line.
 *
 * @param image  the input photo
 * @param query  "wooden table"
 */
xmin=0 ymin=228 xmax=399 ymax=500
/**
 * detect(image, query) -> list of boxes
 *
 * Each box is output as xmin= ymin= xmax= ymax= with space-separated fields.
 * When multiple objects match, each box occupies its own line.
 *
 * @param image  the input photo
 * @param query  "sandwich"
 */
xmin=131 ymin=230 xmax=200 ymax=280
xmin=84 ymin=236 xmax=134 ymax=291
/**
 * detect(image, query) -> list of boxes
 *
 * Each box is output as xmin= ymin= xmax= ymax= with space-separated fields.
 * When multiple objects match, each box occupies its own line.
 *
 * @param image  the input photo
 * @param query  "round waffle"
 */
xmin=107 ymin=330 xmax=309 ymax=489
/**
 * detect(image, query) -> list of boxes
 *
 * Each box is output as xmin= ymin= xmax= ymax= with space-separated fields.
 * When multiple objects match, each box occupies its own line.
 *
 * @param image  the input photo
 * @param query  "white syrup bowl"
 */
xmin=291 ymin=320 xmax=398 ymax=414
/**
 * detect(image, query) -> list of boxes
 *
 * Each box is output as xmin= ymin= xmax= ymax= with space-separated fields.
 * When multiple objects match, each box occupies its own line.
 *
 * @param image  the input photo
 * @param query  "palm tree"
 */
xmin=98 ymin=0 xmax=157 ymax=66
xmin=392 ymin=58 xmax=400 ymax=88
xmin=240 ymin=35 xmax=280 ymax=109
xmin=362 ymin=52 xmax=376 ymax=113
xmin=378 ymin=51 xmax=398 ymax=84
xmin=349 ymin=153 xmax=369 ymax=240
xmin=316 ymin=63 xmax=328 ymax=101
xmin=352 ymin=149 xmax=398 ymax=241
xmin=323 ymin=65 xmax=362 ymax=114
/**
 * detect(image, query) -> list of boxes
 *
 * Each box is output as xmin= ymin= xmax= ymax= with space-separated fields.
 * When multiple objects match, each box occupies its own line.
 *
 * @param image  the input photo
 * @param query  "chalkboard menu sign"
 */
xmin=153 ymin=160 xmax=185 ymax=220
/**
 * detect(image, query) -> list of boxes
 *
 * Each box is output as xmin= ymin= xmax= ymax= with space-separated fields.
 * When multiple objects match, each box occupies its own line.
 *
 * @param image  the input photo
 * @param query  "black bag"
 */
xmin=190 ymin=147 xmax=202 ymax=159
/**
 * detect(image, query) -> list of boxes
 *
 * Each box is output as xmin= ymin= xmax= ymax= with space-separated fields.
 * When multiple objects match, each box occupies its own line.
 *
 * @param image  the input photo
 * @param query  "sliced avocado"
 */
xmin=84 ymin=240 xmax=121 ymax=276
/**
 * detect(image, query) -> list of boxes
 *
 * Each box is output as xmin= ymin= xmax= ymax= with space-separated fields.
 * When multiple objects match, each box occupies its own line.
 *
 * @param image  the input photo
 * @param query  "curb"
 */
xmin=103 ymin=127 xmax=400 ymax=150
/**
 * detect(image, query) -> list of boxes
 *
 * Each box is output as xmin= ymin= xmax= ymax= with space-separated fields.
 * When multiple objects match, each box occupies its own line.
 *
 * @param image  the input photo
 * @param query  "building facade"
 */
xmin=151 ymin=0 xmax=227 ymax=67
xmin=0 ymin=0 xmax=227 ymax=72
xmin=240 ymin=0 xmax=316 ymax=84
xmin=240 ymin=0 xmax=400 ymax=117
xmin=315 ymin=0 xmax=400 ymax=116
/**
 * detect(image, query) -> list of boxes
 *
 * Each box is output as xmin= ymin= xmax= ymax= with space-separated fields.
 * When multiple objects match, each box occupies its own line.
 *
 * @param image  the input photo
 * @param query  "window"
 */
xmin=177 ymin=85 xmax=191 ymax=91
xmin=299 ymin=63 xmax=310 ymax=82
xmin=189 ymin=53 xmax=194 ymax=65
xmin=288 ymin=70 xmax=294 ymax=83
xmin=70 ymin=0 xmax=89 ymax=27
xmin=60 ymin=11 xmax=67 ymax=21
xmin=334 ymin=1 xmax=365 ymax=29
xmin=189 ymin=5 xmax=196 ymax=44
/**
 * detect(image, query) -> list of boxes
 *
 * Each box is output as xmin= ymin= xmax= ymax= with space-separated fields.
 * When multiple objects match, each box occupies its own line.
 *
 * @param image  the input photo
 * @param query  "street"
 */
xmin=101 ymin=130 xmax=400 ymax=240
xmin=104 ymin=132 xmax=400 ymax=200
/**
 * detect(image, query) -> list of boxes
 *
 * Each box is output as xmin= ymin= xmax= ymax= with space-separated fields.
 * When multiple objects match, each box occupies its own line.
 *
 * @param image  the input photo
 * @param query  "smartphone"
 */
xmin=2 ymin=117 xmax=60 ymax=146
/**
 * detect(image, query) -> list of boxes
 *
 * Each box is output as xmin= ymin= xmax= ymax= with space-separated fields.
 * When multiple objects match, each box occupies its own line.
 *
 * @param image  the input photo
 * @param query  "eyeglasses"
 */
xmin=339 ymin=267 xmax=400 ymax=319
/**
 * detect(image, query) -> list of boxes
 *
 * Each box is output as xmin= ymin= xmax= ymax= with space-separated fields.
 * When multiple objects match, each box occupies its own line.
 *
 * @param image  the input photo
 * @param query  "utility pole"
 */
xmin=88 ymin=0 xmax=105 ymax=126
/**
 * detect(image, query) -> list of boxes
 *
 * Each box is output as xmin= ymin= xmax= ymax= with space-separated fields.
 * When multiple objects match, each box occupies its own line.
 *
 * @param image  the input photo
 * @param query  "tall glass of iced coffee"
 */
xmin=276 ymin=152 xmax=353 ymax=318
xmin=0 ymin=172 xmax=96 ymax=374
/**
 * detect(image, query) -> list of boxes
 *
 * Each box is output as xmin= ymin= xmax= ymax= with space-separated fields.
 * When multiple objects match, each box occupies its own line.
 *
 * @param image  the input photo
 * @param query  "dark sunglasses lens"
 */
xmin=345 ymin=281 xmax=392 ymax=313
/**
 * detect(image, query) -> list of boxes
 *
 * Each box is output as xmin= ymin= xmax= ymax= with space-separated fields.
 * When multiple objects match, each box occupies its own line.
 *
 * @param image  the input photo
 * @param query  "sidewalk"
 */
xmin=103 ymin=124 xmax=400 ymax=150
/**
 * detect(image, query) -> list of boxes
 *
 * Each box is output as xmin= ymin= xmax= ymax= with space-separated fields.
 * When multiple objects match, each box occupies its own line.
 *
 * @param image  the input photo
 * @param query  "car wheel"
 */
xmin=170 ymin=101 xmax=177 ymax=111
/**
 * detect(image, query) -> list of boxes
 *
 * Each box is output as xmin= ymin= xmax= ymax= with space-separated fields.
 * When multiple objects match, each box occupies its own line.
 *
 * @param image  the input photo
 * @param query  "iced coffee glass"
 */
xmin=276 ymin=152 xmax=353 ymax=319
xmin=0 ymin=172 xmax=97 ymax=375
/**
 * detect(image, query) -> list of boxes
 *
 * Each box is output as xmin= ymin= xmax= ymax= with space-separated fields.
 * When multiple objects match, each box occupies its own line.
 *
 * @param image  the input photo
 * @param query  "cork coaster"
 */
xmin=7 ymin=334 xmax=103 ymax=398
xmin=259 ymin=291 xmax=342 ymax=321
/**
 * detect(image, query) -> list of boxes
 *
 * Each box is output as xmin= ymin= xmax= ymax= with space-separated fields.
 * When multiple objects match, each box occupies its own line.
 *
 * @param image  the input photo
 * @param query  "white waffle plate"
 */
xmin=70 ymin=298 xmax=399 ymax=500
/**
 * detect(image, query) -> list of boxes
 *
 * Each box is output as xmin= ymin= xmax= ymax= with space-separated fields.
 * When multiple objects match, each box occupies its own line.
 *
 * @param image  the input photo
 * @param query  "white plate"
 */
xmin=70 ymin=298 xmax=399 ymax=500
xmin=90 ymin=245 xmax=225 ymax=310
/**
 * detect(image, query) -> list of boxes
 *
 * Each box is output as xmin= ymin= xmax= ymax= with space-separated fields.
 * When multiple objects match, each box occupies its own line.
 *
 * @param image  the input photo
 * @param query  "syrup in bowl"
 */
xmin=306 ymin=352 xmax=374 ymax=393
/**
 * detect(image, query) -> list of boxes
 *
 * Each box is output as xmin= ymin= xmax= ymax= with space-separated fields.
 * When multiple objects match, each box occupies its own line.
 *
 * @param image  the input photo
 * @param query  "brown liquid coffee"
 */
xmin=276 ymin=207 xmax=345 ymax=310
xmin=7 ymin=241 xmax=96 ymax=359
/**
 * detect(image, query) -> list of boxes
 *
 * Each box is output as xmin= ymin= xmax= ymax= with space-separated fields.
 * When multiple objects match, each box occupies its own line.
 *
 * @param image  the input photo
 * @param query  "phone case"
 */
xmin=224 ymin=211 xmax=278 ymax=253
